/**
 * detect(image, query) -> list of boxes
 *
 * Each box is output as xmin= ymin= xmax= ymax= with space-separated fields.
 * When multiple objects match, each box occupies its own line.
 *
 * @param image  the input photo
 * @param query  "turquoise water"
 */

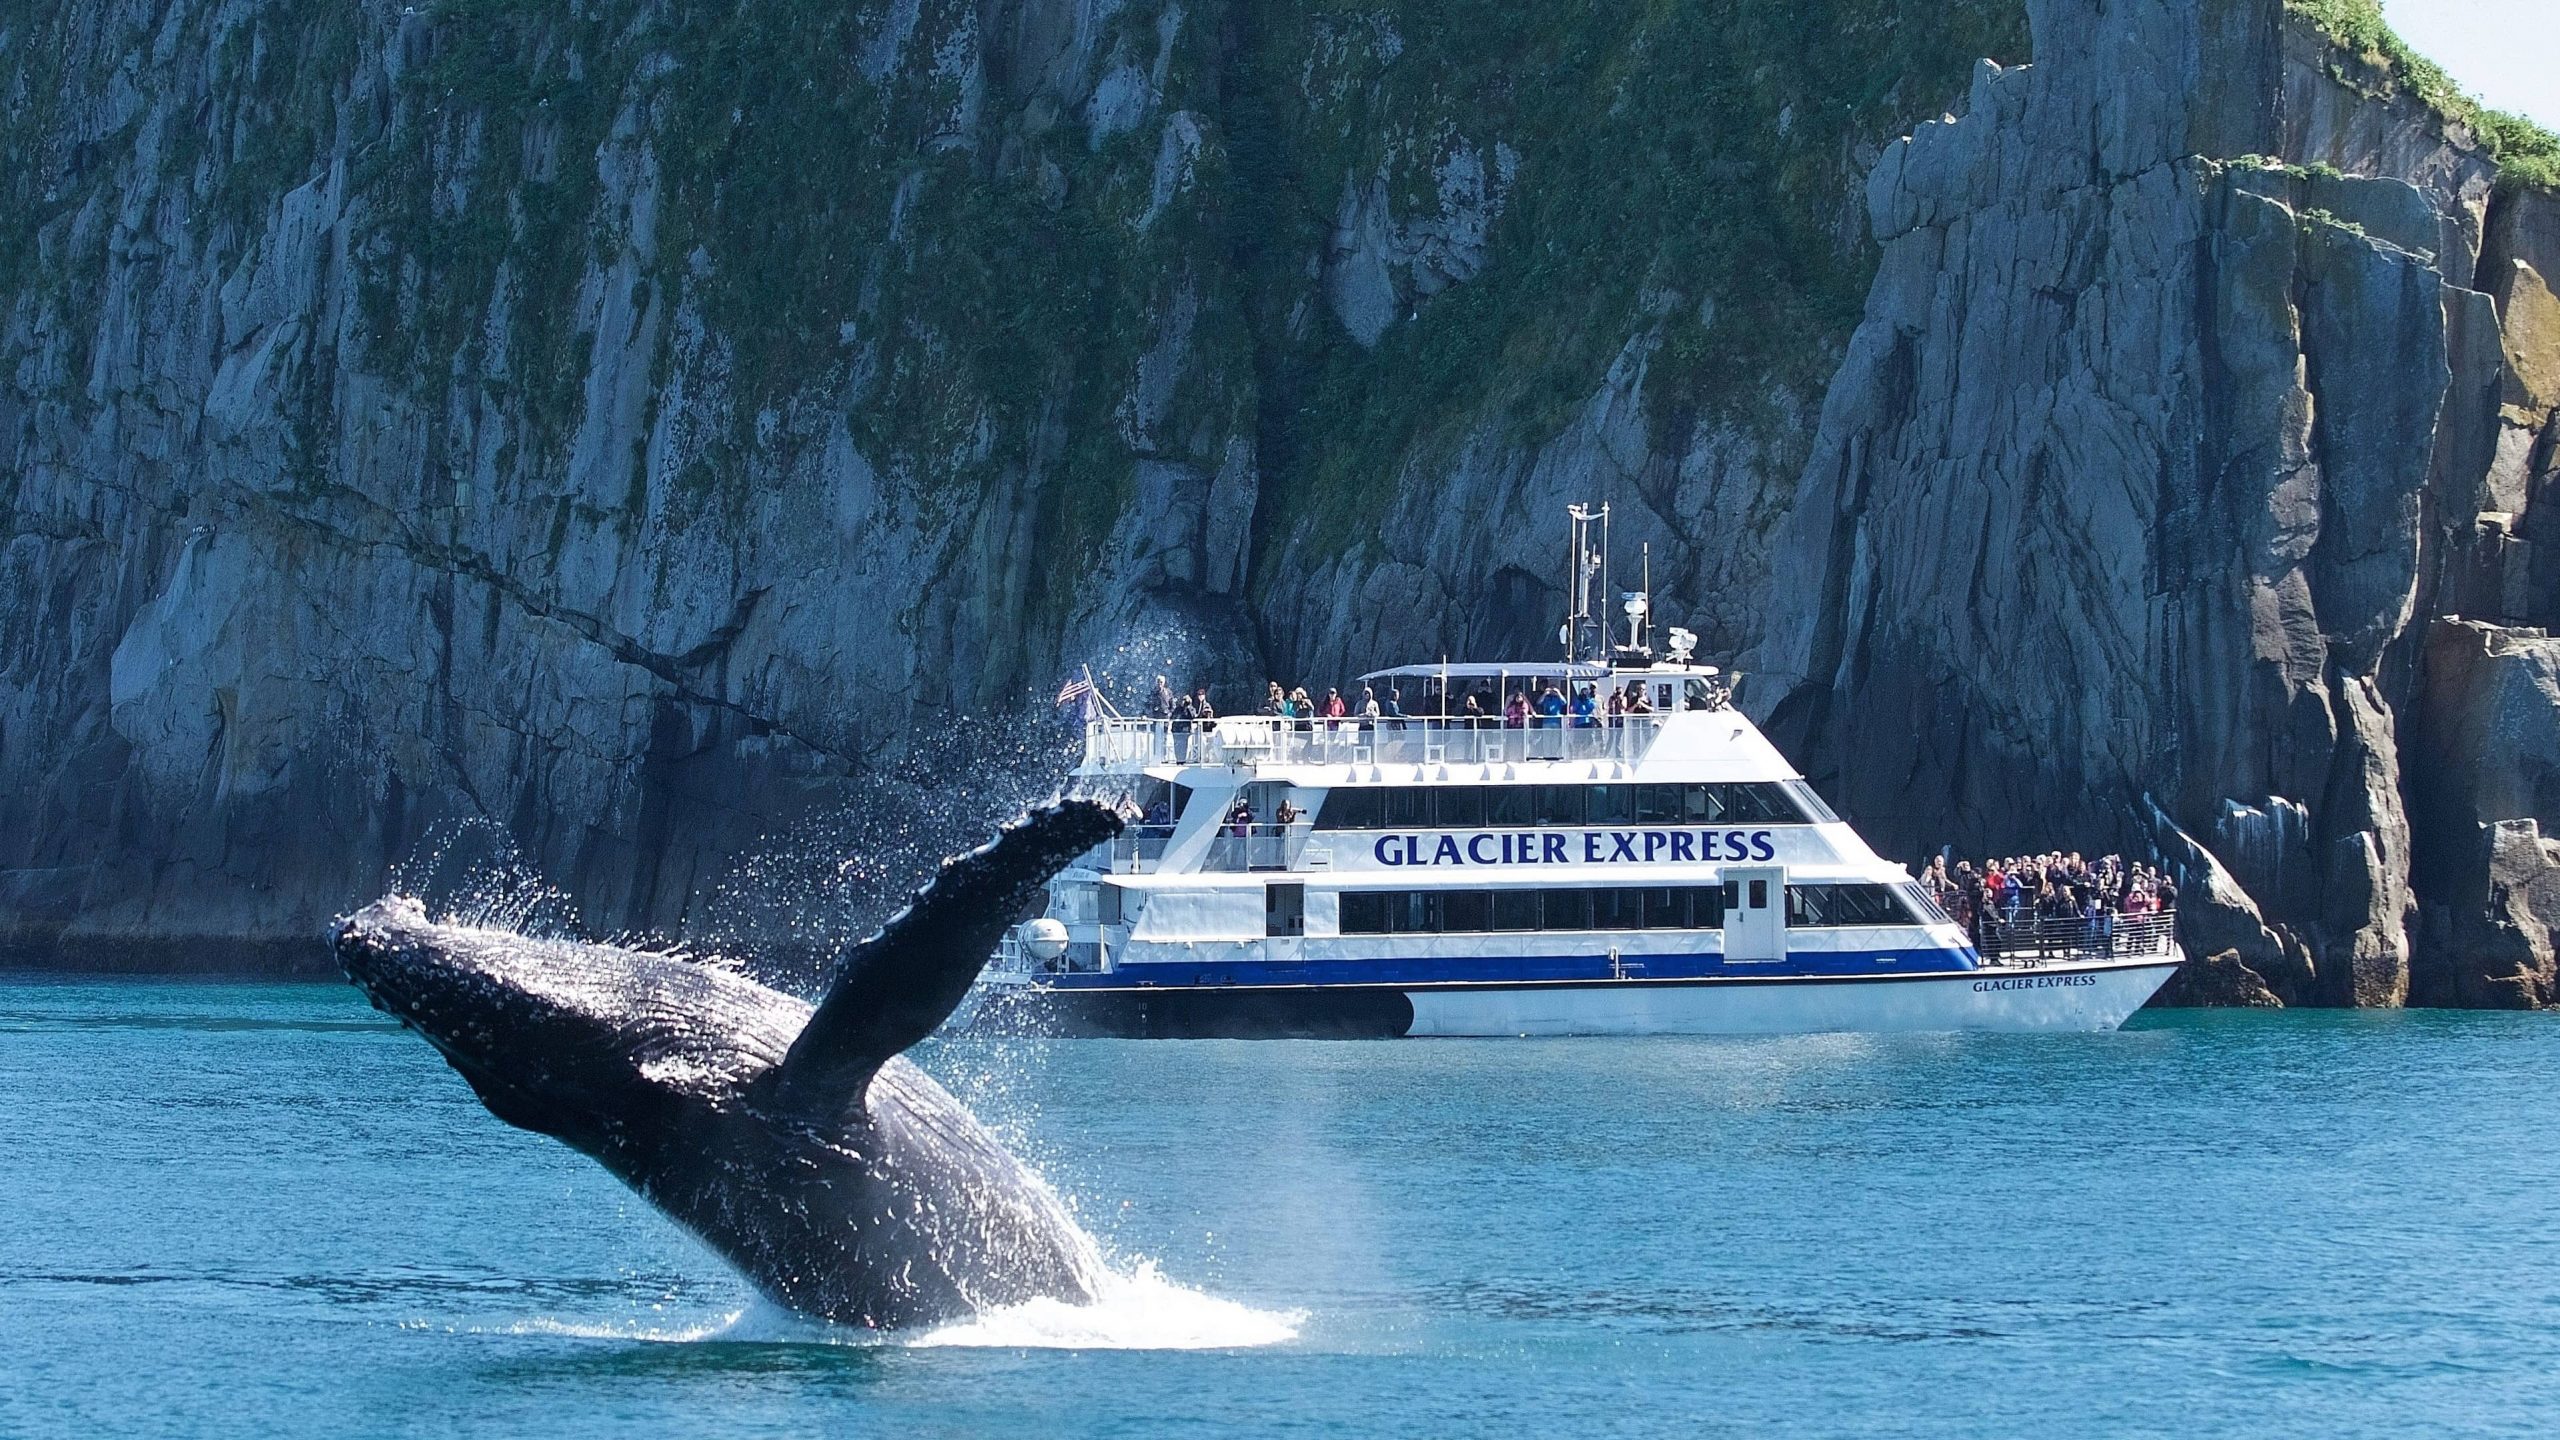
xmin=4 ymin=977 xmax=2557 ymax=1437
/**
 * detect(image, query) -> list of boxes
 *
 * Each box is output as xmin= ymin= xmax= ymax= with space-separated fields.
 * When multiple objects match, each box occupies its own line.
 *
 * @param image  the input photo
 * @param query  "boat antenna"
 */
xmin=1564 ymin=502 xmax=1609 ymax=664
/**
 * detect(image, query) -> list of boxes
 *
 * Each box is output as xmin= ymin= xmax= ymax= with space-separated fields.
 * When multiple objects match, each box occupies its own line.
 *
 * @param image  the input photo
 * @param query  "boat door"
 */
xmin=1722 ymin=866 xmax=1785 ymax=962
xmin=1264 ymin=881 xmax=1305 ymax=964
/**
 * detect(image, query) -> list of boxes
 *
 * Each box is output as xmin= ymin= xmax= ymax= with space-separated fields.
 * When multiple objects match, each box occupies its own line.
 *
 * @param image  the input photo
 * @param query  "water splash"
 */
xmin=475 ymin=1264 xmax=1299 ymax=1352
xmin=906 ymin=1262 xmax=1302 ymax=1350
xmin=385 ymin=816 xmax=585 ymax=938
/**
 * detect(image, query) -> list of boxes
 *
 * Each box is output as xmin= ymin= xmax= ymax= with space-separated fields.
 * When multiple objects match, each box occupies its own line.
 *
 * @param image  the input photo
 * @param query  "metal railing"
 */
xmin=1084 ymin=714 xmax=1676 ymax=770
xmin=1105 ymin=825 xmax=1179 ymax=874
xmin=1974 ymin=909 xmax=2177 ymax=965
xmin=1105 ymin=823 xmax=1317 ymax=873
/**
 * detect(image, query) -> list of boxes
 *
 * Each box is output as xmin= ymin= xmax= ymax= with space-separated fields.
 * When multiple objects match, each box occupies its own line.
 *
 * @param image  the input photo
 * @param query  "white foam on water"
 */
xmin=468 ymin=1263 xmax=1298 ymax=1352
xmin=433 ymin=1311 xmax=750 ymax=1343
xmin=907 ymin=1262 xmax=1303 ymax=1351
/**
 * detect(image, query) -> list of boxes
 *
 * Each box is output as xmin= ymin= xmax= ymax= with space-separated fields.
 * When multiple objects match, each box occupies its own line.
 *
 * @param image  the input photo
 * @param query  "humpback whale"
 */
xmin=335 ymin=800 xmax=1123 ymax=1330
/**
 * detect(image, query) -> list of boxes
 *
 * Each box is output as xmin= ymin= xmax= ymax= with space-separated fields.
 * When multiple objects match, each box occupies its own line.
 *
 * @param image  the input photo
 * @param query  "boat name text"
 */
xmin=1368 ymin=829 xmax=1778 ymax=868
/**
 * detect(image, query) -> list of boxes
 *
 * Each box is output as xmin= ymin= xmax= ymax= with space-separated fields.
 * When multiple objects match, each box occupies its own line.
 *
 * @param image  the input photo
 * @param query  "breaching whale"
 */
xmin=335 ymin=800 xmax=1123 ymax=1330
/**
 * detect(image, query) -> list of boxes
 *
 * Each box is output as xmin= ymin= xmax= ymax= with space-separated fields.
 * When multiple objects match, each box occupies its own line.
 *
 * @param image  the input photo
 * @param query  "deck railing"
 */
xmin=1085 ymin=714 xmax=1674 ymax=770
xmin=1973 ymin=909 xmax=2177 ymax=965
xmin=1104 ymin=823 xmax=1315 ymax=874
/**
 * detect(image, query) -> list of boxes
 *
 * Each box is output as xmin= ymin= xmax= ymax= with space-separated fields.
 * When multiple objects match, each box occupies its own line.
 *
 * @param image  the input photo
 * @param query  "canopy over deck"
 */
xmin=1356 ymin=661 xmax=1717 ymax=684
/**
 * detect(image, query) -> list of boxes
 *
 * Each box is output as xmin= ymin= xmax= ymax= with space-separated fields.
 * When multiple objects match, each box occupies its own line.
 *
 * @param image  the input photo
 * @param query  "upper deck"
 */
xmin=1080 ymin=663 xmax=1748 ymax=777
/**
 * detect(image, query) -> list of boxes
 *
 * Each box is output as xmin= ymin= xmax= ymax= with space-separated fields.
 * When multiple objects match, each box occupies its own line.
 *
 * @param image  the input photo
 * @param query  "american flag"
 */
xmin=1055 ymin=671 xmax=1097 ymax=718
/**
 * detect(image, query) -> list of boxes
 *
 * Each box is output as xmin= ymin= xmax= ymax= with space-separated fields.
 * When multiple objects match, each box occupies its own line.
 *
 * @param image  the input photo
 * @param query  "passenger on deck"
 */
xmin=1261 ymin=682 xmax=1286 ymax=717
xmin=1461 ymin=692 xmax=1487 ymax=726
xmin=1504 ymin=691 xmax=1531 ymax=728
xmin=1290 ymin=687 xmax=1315 ymax=731
xmin=1360 ymin=685 xmax=1382 ymax=726
xmin=1535 ymin=683 xmax=1566 ymax=728
xmin=1569 ymin=686 xmax=1599 ymax=728
xmin=1148 ymin=675 xmax=1178 ymax=720
xmin=1324 ymin=688 xmax=1348 ymax=726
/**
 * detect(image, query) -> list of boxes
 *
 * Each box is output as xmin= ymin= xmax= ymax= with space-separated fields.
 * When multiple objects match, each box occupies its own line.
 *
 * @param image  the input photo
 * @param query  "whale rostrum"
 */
xmin=335 ymin=800 xmax=1125 ymax=1330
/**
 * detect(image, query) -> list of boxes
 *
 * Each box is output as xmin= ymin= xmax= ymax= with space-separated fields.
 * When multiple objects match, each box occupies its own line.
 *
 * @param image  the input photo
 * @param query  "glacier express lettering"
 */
xmin=1970 ymin=974 xmax=2100 ymax=991
xmin=1369 ymin=829 xmax=1777 ymax=867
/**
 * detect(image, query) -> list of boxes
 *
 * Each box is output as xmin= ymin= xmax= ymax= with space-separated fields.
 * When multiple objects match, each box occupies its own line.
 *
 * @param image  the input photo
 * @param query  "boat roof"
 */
xmin=1357 ymin=661 xmax=1719 ymax=683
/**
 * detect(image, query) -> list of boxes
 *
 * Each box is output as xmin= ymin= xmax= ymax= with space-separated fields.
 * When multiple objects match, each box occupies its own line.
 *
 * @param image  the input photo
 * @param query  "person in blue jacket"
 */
xmin=1534 ymin=683 xmax=1568 ymax=728
xmin=1569 ymin=686 xmax=1599 ymax=728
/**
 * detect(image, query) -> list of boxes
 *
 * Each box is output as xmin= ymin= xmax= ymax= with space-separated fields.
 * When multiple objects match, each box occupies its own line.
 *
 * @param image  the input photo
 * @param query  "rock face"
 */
xmin=1759 ymin=0 xmax=2560 ymax=1009
xmin=3 ymin=0 xmax=2557 ymax=998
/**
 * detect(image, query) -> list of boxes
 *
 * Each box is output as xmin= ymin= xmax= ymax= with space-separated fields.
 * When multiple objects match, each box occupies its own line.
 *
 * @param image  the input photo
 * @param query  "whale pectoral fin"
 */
xmin=770 ymin=800 xmax=1122 ymax=1113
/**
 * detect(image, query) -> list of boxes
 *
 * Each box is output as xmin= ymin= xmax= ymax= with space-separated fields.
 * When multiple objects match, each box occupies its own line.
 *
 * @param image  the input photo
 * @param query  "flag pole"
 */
xmin=1086 ymin=664 xmax=1123 ymax=721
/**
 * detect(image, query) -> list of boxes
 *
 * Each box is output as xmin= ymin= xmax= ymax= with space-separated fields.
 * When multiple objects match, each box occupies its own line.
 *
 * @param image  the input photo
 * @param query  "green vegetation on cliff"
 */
xmin=1232 ymin=1 xmax=2030 ymax=564
xmin=2289 ymin=0 xmax=2560 ymax=191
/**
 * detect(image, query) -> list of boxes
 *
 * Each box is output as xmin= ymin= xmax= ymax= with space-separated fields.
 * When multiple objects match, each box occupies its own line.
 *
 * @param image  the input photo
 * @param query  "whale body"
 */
xmin=335 ymin=801 xmax=1123 ymax=1330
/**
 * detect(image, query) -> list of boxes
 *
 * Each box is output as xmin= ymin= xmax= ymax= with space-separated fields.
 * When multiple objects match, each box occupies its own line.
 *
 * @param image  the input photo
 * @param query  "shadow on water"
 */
xmin=469 ymin=1330 xmax=907 ymax=1387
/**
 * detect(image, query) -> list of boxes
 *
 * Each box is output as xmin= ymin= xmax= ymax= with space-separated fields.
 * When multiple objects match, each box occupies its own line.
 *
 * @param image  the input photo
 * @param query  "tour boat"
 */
xmin=976 ymin=506 xmax=2184 ymax=1038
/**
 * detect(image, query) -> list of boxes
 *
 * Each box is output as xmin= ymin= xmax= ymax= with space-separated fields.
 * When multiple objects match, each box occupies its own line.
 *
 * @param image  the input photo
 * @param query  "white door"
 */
xmin=1723 ymin=866 xmax=1785 ymax=962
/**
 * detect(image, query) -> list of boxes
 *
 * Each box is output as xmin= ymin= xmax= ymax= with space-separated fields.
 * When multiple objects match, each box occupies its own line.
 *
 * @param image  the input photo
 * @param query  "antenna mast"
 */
xmin=1564 ymin=503 xmax=1609 ymax=664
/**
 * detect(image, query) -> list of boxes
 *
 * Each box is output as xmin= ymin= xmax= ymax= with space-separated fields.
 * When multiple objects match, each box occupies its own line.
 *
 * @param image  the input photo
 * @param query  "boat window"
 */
xmin=1786 ymin=883 xmax=1909 ymax=927
xmin=1265 ymin=883 xmax=1304 ymax=938
xmin=1540 ymin=889 xmax=1594 ymax=930
xmin=1585 ymin=785 xmax=1636 ymax=826
xmin=1896 ymin=882 xmax=1952 ymax=925
xmin=1314 ymin=788 xmax=1381 ymax=830
xmin=1307 ymin=783 xmax=1818 ymax=829
xmin=1534 ymin=786 xmax=1585 ymax=826
xmin=1333 ymin=886 xmax=1733 ymax=935
xmin=1782 ymin=780 xmax=1842 ymax=823
xmin=1440 ymin=891 xmax=1492 ymax=933
xmin=1434 ymin=787 xmax=1487 ymax=829
xmin=1406 ymin=891 xmax=1440 ymax=933
xmin=1339 ymin=891 xmax=1389 ymax=933
xmin=1708 ymin=784 xmax=1801 ymax=824
xmin=1591 ymin=889 xmax=1643 ymax=930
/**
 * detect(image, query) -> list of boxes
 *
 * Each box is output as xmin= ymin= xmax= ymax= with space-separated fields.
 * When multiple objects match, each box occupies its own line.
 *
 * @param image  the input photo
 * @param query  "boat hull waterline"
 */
xmin=977 ymin=955 xmax=2184 ymax=1039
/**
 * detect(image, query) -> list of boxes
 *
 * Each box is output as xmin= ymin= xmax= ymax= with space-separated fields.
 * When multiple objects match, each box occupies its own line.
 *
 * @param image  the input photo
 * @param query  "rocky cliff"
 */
xmin=4 ymin=0 xmax=2557 ymax=1000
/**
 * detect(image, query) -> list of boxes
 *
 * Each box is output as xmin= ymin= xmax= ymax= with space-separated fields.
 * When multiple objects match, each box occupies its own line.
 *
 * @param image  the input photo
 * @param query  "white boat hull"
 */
xmin=973 ymin=954 xmax=2186 ymax=1039
xmin=1402 ymin=957 xmax=2182 ymax=1037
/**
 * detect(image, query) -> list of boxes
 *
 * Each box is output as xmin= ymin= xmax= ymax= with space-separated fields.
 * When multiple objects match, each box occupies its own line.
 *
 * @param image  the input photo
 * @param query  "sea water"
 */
xmin=3 ymin=976 xmax=2557 ymax=1437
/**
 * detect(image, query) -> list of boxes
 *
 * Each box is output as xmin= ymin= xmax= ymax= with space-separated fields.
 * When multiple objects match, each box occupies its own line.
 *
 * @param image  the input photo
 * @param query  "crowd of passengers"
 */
xmin=1919 ymin=850 xmax=2178 ymax=942
xmin=1143 ymin=674 xmax=1726 ymax=731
